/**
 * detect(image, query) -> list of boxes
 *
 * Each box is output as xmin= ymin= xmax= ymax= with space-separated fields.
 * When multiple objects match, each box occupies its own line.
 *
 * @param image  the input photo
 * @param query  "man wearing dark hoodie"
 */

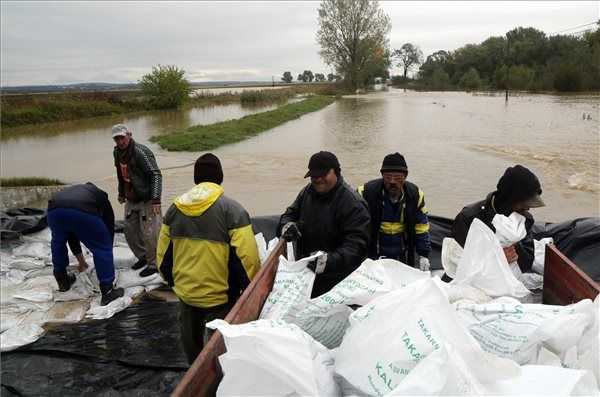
xmin=278 ymin=151 xmax=371 ymax=298
xmin=451 ymin=164 xmax=545 ymax=274
xmin=112 ymin=124 xmax=162 ymax=278
xmin=156 ymin=153 xmax=260 ymax=364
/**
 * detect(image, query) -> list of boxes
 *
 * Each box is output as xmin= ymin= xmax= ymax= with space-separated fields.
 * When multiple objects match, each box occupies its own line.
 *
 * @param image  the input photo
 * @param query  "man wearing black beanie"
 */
xmin=451 ymin=164 xmax=545 ymax=276
xmin=358 ymin=153 xmax=432 ymax=270
xmin=156 ymin=153 xmax=260 ymax=364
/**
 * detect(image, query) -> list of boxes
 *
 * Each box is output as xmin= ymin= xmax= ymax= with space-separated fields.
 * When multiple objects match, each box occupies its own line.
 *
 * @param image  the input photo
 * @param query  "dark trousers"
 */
xmin=178 ymin=300 xmax=232 ymax=365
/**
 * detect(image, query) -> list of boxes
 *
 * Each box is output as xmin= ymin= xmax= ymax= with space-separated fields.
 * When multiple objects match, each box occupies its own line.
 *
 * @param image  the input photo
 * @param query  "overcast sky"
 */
xmin=1 ymin=1 xmax=598 ymax=86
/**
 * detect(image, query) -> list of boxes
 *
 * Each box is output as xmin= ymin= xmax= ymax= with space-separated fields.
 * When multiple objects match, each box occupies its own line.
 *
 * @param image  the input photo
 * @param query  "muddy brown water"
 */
xmin=2 ymin=89 xmax=598 ymax=222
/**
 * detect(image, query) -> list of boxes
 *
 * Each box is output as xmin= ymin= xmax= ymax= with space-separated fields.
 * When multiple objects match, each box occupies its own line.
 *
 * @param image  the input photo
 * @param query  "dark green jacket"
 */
xmin=113 ymin=140 xmax=162 ymax=203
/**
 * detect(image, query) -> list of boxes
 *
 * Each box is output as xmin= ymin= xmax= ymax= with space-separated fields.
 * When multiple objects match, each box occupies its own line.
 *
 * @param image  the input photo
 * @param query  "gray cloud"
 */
xmin=1 ymin=1 xmax=598 ymax=85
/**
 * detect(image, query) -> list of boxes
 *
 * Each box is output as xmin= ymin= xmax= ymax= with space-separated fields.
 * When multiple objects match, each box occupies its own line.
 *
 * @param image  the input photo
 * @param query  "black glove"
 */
xmin=281 ymin=222 xmax=302 ymax=242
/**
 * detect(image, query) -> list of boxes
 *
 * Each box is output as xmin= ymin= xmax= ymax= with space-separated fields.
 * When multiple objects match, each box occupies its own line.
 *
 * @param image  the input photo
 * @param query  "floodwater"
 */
xmin=2 ymin=89 xmax=599 ymax=222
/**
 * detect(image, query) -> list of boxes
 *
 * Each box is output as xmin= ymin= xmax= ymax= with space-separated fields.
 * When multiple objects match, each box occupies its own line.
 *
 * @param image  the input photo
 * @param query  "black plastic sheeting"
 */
xmin=1 ymin=296 xmax=187 ymax=397
xmin=0 ymin=208 xmax=47 ymax=240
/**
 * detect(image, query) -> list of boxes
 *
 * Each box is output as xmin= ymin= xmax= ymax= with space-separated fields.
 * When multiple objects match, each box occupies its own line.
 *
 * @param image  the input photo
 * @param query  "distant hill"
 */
xmin=1 ymin=80 xmax=289 ymax=94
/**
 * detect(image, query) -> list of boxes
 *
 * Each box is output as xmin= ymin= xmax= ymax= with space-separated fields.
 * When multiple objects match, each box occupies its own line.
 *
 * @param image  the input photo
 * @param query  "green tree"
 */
xmin=327 ymin=73 xmax=336 ymax=82
xmin=554 ymin=63 xmax=583 ymax=91
xmin=507 ymin=65 xmax=534 ymax=90
xmin=314 ymin=73 xmax=326 ymax=82
xmin=317 ymin=0 xmax=391 ymax=90
xmin=302 ymin=70 xmax=314 ymax=82
xmin=139 ymin=65 xmax=190 ymax=109
xmin=281 ymin=71 xmax=293 ymax=83
xmin=393 ymin=43 xmax=423 ymax=80
xmin=429 ymin=68 xmax=450 ymax=90
xmin=459 ymin=67 xmax=482 ymax=90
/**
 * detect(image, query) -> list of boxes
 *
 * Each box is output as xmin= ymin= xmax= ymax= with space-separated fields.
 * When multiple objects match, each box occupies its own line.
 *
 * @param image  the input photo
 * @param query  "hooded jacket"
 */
xmin=156 ymin=182 xmax=260 ymax=308
xmin=114 ymin=139 xmax=162 ymax=203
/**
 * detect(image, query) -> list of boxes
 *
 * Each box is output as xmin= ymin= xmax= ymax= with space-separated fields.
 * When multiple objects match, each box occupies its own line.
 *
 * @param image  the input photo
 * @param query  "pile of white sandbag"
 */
xmin=213 ymin=213 xmax=599 ymax=396
xmin=0 ymin=229 xmax=165 ymax=352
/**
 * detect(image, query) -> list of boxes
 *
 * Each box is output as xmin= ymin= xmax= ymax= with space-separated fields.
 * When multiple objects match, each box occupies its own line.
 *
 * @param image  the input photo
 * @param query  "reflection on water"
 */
xmin=2 ymin=89 xmax=598 ymax=222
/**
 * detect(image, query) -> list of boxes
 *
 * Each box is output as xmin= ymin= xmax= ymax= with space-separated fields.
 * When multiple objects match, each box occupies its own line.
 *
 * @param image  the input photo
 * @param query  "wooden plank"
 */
xmin=543 ymin=244 xmax=600 ymax=305
xmin=171 ymin=240 xmax=286 ymax=397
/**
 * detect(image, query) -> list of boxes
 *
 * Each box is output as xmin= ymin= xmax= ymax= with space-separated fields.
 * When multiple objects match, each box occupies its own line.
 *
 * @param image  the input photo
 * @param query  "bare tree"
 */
xmin=394 ymin=43 xmax=423 ymax=80
xmin=317 ymin=0 xmax=391 ymax=90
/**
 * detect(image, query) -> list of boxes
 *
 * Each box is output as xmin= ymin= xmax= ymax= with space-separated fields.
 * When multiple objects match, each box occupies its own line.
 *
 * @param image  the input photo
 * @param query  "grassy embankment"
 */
xmin=151 ymin=95 xmax=335 ymax=151
xmin=0 ymin=177 xmax=65 ymax=187
xmin=0 ymin=84 xmax=341 ymax=128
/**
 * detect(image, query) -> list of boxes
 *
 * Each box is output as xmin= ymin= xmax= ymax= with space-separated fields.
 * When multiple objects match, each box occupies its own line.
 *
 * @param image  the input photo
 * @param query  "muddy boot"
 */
xmin=131 ymin=258 xmax=147 ymax=270
xmin=139 ymin=266 xmax=158 ymax=278
xmin=100 ymin=283 xmax=124 ymax=306
xmin=54 ymin=270 xmax=76 ymax=292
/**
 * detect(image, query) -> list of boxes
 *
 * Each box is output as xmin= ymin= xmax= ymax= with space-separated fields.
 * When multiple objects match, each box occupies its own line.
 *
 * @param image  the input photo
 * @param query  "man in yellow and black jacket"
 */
xmin=156 ymin=153 xmax=260 ymax=364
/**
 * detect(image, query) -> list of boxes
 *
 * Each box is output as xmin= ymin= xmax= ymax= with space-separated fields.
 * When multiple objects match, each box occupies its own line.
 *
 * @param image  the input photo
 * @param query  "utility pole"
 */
xmin=272 ymin=76 xmax=275 ymax=87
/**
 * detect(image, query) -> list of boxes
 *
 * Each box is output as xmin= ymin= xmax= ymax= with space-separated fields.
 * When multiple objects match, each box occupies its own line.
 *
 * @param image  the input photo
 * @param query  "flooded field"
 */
xmin=2 ymin=89 xmax=598 ymax=222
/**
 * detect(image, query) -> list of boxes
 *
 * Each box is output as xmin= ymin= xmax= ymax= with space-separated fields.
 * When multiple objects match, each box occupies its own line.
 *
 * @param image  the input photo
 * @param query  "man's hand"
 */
xmin=307 ymin=253 xmax=328 ymax=274
xmin=419 ymin=256 xmax=431 ymax=272
xmin=118 ymin=196 xmax=126 ymax=204
xmin=503 ymin=245 xmax=519 ymax=264
xmin=75 ymin=253 xmax=89 ymax=273
xmin=152 ymin=203 xmax=162 ymax=216
xmin=281 ymin=222 xmax=301 ymax=241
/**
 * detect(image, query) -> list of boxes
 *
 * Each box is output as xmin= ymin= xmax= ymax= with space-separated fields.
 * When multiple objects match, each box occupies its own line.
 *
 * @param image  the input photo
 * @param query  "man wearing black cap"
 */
xmin=358 ymin=153 xmax=432 ymax=270
xmin=156 ymin=153 xmax=260 ymax=364
xmin=278 ymin=151 xmax=371 ymax=297
xmin=451 ymin=164 xmax=545 ymax=273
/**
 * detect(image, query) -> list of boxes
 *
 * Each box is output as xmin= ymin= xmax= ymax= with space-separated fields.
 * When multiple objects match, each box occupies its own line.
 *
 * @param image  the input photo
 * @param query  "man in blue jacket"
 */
xmin=47 ymin=183 xmax=124 ymax=305
xmin=358 ymin=153 xmax=432 ymax=271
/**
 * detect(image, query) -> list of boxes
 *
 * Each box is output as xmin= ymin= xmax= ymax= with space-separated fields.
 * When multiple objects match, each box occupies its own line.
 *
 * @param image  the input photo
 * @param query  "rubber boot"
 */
xmin=131 ymin=258 xmax=147 ymax=270
xmin=54 ymin=270 xmax=76 ymax=292
xmin=100 ymin=283 xmax=124 ymax=306
xmin=139 ymin=266 xmax=158 ymax=278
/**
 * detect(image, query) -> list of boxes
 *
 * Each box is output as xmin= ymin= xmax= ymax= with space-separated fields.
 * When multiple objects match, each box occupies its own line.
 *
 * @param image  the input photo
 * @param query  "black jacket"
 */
xmin=360 ymin=179 xmax=425 ymax=267
xmin=48 ymin=183 xmax=115 ymax=255
xmin=278 ymin=176 xmax=371 ymax=297
xmin=452 ymin=192 xmax=535 ymax=272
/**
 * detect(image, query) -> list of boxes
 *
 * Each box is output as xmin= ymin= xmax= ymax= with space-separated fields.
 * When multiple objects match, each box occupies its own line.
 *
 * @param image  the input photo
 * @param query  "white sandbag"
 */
xmin=44 ymin=301 xmax=88 ymax=324
xmin=116 ymin=269 xmax=164 ymax=289
xmin=208 ymin=319 xmax=340 ymax=397
xmin=0 ymin=323 xmax=46 ymax=352
xmin=441 ymin=237 xmax=463 ymax=279
xmin=85 ymin=295 xmax=133 ymax=320
xmin=295 ymin=258 xmax=430 ymax=348
xmin=519 ymin=272 xmax=544 ymax=290
xmin=13 ymin=276 xmax=57 ymax=303
xmin=441 ymin=283 xmax=491 ymax=304
xmin=532 ymin=237 xmax=553 ymax=274
xmin=255 ymin=232 xmax=268 ymax=264
xmin=54 ymin=272 xmax=96 ymax=302
xmin=5 ymin=257 xmax=46 ymax=271
xmin=492 ymin=212 xmax=527 ymax=247
xmin=12 ymin=242 xmax=51 ymax=259
xmin=0 ymin=309 xmax=31 ymax=332
xmin=112 ymin=246 xmax=137 ymax=268
xmin=453 ymin=219 xmax=530 ymax=298
xmin=455 ymin=297 xmax=595 ymax=365
xmin=259 ymin=252 xmax=321 ymax=321
xmin=486 ymin=365 xmax=599 ymax=396
xmin=335 ymin=278 xmax=519 ymax=396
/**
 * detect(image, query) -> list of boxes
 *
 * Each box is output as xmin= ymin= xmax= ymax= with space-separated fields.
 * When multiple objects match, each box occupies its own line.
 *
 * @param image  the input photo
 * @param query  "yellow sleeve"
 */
xmin=156 ymin=223 xmax=172 ymax=279
xmin=228 ymin=224 xmax=260 ymax=281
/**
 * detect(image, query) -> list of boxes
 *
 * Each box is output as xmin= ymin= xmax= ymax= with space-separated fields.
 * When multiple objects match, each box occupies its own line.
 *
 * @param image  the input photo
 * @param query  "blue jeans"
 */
xmin=47 ymin=208 xmax=115 ymax=285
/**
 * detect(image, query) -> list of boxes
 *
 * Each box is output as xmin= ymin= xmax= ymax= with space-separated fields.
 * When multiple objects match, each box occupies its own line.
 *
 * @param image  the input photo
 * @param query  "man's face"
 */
xmin=512 ymin=201 xmax=531 ymax=215
xmin=113 ymin=134 xmax=131 ymax=150
xmin=311 ymin=169 xmax=338 ymax=194
xmin=382 ymin=171 xmax=407 ymax=197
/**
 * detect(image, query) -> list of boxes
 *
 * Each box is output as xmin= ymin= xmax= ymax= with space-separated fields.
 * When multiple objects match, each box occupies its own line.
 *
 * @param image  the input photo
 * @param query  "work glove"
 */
xmin=419 ymin=256 xmax=431 ymax=272
xmin=307 ymin=253 xmax=328 ymax=274
xmin=281 ymin=222 xmax=302 ymax=242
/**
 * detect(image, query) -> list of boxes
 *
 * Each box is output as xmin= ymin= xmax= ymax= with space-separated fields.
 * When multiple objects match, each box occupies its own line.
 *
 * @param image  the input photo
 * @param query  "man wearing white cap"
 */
xmin=111 ymin=124 xmax=162 ymax=277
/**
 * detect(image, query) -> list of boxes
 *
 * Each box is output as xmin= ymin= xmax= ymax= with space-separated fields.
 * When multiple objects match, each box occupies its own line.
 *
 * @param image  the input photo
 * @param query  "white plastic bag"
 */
xmin=208 ymin=319 xmax=340 ymax=397
xmin=0 ymin=323 xmax=46 ymax=352
xmin=294 ymin=258 xmax=430 ymax=348
xmin=455 ymin=297 xmax=595 ymax=365
xmin=259 ymin=252 xmax=321 ymax=321
xmin=441 ymin=237 xmax=463 ymax=279
xmin=453 ymin=219 xmax=530 ymax=298
xmin=334 ymin=278 xmax=519 ymax=396
xmin=532 ymin=237 xmax=553 ymax=274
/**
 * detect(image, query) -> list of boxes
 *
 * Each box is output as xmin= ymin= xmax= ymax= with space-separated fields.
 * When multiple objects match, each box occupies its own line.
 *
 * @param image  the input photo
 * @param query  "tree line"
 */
xmin=281 ymin=71 xmax=341 ymax=83
xmin=393 ymin=24 xmax=600 ymax=92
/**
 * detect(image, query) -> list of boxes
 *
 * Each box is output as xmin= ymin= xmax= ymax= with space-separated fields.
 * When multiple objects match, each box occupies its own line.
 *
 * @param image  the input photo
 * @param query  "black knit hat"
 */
xmin=380 ymin=152 xmax=408 ymax=173
xmin=194 ymin=153 xmax=223 ymax=185
xmin=496 ymin=165 xmax=544 ymax=208
xmin=304 ymin=151 xmax=340 ymax=178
